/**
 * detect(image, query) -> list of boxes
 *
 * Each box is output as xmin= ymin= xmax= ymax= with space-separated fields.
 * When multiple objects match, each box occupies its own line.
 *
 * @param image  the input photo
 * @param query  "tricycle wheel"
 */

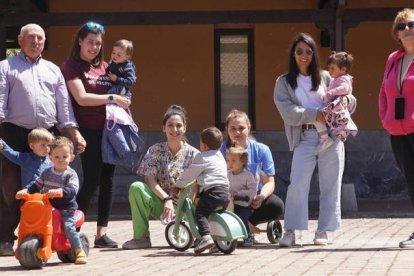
xmin=165 ymin=221 xmax=193 ymax=251
xmin=57 ymin=233 xmax=90 ymax=263
xmin=267 ymin=220 xmax=283 ymax=244
xmin=214 ymin=239 xmax=238 ymax=254
xmin=56 ymin=251 xmax=71 ymax=263
xmin=17 ymin=235 xmax=47 ymax=269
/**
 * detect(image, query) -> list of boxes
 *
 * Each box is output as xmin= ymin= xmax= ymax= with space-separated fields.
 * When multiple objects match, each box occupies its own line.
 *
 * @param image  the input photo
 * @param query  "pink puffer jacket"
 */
xmin=379 ymin=49 xmax=414 ymax=135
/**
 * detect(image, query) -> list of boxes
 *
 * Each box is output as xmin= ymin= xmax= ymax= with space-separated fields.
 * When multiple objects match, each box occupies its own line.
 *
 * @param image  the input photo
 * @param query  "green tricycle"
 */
xmin=165 ymin=183 xmax=248 ymax=254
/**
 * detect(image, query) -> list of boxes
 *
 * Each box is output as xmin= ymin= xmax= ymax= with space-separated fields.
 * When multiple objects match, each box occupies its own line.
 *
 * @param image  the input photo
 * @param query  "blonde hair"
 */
xmin=226 ymin=146 xmax=248 ymax=168
xmin=225 ymin=109 xmax=251 ymax=131
xmin=114 ymin=39 xmax=133 ymax=57
xmin=50 ymin=136 xmax=73 ymax=154
xmin=392 ymin=8 xmax=414 ymax=44
xmin=28 ymin=128 xmax=54 ymax=144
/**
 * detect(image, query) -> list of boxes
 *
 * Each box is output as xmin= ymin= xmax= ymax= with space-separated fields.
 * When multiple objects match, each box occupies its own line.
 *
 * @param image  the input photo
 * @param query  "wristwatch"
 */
xmin=163 ymin=195 xmax=174 ymax=202
xmin=108 ymin=95 xmax=114 ymax=103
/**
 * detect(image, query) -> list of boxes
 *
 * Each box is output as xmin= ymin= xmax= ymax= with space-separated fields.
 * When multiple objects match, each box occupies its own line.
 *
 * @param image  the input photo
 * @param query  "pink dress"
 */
xmin=322 ymin=74 xmax=358 ymax=141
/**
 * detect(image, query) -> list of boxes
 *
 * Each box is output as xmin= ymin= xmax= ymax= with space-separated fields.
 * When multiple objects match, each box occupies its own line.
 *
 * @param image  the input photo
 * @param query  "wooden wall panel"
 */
xmin=45 ymin=25 xmax=214 ymax=131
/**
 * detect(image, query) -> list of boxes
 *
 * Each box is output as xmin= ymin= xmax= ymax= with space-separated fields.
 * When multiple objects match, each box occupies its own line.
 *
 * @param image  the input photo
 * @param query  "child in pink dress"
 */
xmin=315 ymin=51 xmax=358 ymax=152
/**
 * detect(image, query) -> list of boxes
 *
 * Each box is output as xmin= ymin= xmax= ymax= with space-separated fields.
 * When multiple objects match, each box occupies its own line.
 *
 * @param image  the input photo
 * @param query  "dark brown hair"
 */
xmin=162 ymin=105 xmax=187 ymax=126
xmin=201 ymin=127 xmax=223 ymax=150
xmin=69 ymin=22 xmax=105 ymax=66
xmin=287 ymin=32 xmax=321 ymax=91
xmin=327 ymin=51 xmax=354 ymax=73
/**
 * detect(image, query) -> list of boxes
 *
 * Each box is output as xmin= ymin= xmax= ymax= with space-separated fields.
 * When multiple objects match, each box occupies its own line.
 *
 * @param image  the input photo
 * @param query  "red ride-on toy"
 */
xmin=15 ymin=191 xmax=89 ymax=269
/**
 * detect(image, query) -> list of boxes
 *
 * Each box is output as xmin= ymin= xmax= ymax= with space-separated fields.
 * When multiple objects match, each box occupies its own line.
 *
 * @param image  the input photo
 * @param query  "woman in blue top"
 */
xmin=220 ymin=109 xmax=284 ymax=246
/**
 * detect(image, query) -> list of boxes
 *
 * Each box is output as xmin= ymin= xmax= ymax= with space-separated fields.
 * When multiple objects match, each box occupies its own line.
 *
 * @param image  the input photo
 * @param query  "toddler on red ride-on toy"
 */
xmin=16 ymin=136 xmax=87 ymax=265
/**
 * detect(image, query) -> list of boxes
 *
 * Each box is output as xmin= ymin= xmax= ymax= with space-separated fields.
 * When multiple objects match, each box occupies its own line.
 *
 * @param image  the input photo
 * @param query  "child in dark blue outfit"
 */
xmin=107 ymin=39 xmax=136 ymax=97
xmin=0 ymin=127 xmax=54 ymax=188
xmin=103 ymin=39 xmax=143 ymax=171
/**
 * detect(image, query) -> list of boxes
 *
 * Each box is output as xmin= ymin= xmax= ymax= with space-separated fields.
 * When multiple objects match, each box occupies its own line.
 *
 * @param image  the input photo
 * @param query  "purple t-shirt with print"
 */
xmin=61 ymin=59 xmax=112 ymax=129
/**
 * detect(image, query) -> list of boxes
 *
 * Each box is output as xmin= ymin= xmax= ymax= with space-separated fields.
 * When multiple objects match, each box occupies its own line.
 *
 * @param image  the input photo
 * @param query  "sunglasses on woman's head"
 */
xmin=295 ymin=48 xmax=314 ymax=57
xmin=84 ymin=21 xmax=105 ymax=33
xmin=396 ymin=21 xmax=414 ymax=31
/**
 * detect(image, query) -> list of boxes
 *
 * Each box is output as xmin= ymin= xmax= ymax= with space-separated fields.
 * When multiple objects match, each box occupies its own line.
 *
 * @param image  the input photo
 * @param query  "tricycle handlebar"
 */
xmin=16 ymin=190 xmax=63 ymax=200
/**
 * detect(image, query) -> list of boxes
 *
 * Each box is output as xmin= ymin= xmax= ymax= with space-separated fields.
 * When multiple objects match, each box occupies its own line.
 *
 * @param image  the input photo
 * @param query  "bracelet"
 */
xmin=163 ymin=195 xmax=174 ymax=202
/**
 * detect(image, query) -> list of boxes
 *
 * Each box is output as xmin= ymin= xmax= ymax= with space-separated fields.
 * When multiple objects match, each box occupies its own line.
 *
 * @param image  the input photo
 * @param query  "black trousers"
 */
xmin=391 ymin=133 xmax=414 ymax=208
xmin=248 ymin=194 xmax=284 ymax=226
xmin=196 ymin=185 xmax=229 ymax=236
xmin=76 ymin=127 xmax=115 ymax=227
xmin=0 ymin=123 xmax=58 ymax=243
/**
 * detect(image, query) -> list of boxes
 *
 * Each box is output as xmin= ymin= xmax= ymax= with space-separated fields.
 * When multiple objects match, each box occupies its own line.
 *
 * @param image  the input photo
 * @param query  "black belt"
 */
xmin=302 ymin=124 xmax=316 ymax=130
xmin=2 ymin=122 xmax=59 ymax=134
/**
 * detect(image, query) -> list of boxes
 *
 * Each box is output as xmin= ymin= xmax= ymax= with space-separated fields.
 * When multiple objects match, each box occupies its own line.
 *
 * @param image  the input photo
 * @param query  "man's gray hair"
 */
xmin=20 ymin=23 xmax=45 ymax=37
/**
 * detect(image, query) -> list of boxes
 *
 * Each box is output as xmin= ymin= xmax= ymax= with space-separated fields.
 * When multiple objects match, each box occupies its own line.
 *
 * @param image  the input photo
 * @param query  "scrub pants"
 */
xmin=128 ymin=182 xmax=165 ymax=239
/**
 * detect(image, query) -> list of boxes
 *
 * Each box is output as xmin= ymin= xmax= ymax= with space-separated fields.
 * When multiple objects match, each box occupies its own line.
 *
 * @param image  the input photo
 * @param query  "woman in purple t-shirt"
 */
xmin=61 ymin=22 xmax=130 ymax=249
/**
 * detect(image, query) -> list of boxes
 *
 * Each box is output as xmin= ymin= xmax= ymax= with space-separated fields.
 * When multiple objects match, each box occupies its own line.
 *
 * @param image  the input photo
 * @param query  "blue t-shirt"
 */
xmin=0 ymin=141 xmax=51 ymax=188
xmin=220 ymin=139 xmax=275 ymax=192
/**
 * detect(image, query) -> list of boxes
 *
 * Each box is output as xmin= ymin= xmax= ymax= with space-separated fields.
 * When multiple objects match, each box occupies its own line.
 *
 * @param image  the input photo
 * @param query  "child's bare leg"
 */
xmin=314 ymin=122 xmax=333 ymax=153
xmin=318 ymin=130 xmax=328 ymax=138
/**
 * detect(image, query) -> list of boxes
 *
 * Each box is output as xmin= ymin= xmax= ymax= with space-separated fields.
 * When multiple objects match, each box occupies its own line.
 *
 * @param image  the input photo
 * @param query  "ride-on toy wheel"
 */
xmin=214 ymin=239 xmax=238 ymax=254
xmin=266 ymin=220 xmax=283 ymax=244
xmin=17 ymin=235 xmax=47 ymax=269
xmin=165 ymin=221 xmax=193 ymax=251
xmin=57 ymin=233 xmax=90 ymax=263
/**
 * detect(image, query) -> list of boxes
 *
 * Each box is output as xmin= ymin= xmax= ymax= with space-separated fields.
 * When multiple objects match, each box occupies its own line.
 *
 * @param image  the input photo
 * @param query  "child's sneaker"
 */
xmin=399 ymin=233 xmax=414 ymax=248
xmin=242 ymin=233 xmax=254 ymax=247
xmin=194 ymin=235 xmax=214 ymax=254
xmin=75 ymin=249 xmax=87 ymax=264
xmin=316 ymin=137 xmax=334 ymax=153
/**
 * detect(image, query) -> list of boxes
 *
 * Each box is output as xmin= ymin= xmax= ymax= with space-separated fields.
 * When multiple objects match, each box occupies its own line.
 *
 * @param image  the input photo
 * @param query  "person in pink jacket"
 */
xmin=379 ymin=8 xmax=414 ymax=248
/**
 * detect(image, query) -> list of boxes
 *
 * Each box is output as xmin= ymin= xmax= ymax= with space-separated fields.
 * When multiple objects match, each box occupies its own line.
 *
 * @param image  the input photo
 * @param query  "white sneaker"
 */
xmin=279 ymin=230 xmax=295 ymax=247
xmin=315 ymin=137 xmax=334 ymax=153
xmin=399 ymin=233 xmax=414 ymax=248
xmin=314 ymin=231 xmax=328 ymax=245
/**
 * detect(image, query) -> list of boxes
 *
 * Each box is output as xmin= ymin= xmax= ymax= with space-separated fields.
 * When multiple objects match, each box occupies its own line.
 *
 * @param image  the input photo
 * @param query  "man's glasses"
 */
xmin=84 ymin=21 xmax=105 ymax=33
xmin=396 ymin=21 xmax=414 ymax=31
xmin=295 ymin=48 xmax=314 ymax=57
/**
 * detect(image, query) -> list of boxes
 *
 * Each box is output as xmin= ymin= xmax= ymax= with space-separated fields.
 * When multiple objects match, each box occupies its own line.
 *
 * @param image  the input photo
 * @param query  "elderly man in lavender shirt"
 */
xmin=0 ymin=23 xmax=86 ymax=256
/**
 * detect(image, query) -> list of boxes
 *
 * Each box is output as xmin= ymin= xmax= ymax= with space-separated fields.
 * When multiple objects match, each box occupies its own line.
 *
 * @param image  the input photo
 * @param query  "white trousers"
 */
xmin=284 ymin=129 xmax=344 ymax=231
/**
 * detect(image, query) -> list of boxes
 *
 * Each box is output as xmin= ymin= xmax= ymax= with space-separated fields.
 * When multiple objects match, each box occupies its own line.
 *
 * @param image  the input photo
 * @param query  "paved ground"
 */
xmin=1 ymin=217 xmax=414 ymax=275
